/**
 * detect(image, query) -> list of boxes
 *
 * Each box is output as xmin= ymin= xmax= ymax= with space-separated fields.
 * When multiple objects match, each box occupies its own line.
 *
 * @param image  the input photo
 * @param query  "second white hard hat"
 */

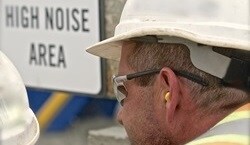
xmin=0 ymin=51 xmax=39 ymax=145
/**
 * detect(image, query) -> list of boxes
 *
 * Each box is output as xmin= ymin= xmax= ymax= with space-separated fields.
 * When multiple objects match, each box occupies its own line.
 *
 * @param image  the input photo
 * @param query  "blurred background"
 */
xmin=0 ymin=0 xmax=128 ymax=144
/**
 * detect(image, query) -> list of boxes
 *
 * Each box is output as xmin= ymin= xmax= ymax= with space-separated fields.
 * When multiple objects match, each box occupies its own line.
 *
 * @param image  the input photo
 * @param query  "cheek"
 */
xmin=122 ymin=92 xmax=145 ymax=122
xmin=120 ymin=87 xmax=147 ymax=124
xmin=119 ymin=85 xmax=171 ymax=144
xmin=121 ymin=88 xmax=156 ymax=132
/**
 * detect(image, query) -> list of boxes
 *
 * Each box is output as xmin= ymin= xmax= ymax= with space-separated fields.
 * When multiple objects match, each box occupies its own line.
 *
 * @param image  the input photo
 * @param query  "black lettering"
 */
xmin=45 ymin=7 xmax=53 ymax=30
xmin=56 ymin=8 xmax=64 ymax=30
xmin=58 ymin=46 xmax=66 ymax=68
xmin=82 ymin=9 xmax=89 ymax=32
xmin=29 ymin=43 xmax=37 ymax=65
xmin=30 ymin=7 xmax=39 ymax=28
xmin=72 ymin=9 xmax=79 ymax=31
xmin=21 ymin=6 xmax=29 ymax=28
xmin=16 ymin=6 xmax=19 ymax=28
xmin=6 ymin=6 xmax=14 ymax=27
xmin=66 ymin=8 xmax=70 ymax=31
xmin=38 ymin=44 xmax=47 ymax=66
xmin=29 ymin=43 xmax=66 ymax=68
xmin=49 ymin=44 xmax=56 ymax=67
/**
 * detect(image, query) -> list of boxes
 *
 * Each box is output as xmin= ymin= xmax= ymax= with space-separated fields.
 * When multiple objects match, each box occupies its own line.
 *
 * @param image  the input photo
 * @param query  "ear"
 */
xmin=159 ymin=67 xmax=181 ymax=123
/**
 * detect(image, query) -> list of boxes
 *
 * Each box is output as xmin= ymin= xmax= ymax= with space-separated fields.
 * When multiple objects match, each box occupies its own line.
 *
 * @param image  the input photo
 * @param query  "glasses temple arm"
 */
xmin=174 ymin=70 xmax=209 ymax=86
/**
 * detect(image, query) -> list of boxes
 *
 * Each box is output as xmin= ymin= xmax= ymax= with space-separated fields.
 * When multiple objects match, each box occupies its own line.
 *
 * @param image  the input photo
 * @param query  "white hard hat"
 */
xmin=0 ymin=51 xmax=39 ymax=145
xmin=86 ymin=0 xmax=250 ymax=89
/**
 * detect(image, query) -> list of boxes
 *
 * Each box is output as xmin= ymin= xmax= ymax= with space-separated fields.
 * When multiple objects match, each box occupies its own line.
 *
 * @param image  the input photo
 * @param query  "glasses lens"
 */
xmin=118 ymin=85 xmax=127 ymax=96
xmin=115 ymin=85 xmax=127 ymax=104
xmin=113 ymin=75 xmax=128 ymax=105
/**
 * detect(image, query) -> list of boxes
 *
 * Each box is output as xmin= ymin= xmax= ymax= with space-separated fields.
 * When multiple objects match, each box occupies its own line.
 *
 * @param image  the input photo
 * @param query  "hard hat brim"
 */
xmin=86 ymin=25 xmax=250 ymax=61
xmin=27 ymin=108 xmax=40 ymax=145
xmin=1 ymin=108 xmax=40 ymax=145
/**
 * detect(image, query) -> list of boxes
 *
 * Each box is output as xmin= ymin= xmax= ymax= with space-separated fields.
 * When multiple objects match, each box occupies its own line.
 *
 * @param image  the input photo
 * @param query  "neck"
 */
xmin=177 ymin=106 xmax=235 ymax=144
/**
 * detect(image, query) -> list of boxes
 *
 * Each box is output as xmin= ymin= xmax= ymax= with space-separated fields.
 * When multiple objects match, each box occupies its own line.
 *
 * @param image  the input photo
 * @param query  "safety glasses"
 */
xmin=112 ymin=68 xmax=208 ymax=105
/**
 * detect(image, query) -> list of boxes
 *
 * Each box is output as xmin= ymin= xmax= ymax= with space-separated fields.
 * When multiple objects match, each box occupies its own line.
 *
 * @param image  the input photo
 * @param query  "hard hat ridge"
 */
xmin=86 ymin=0 xmax=250 ymax=58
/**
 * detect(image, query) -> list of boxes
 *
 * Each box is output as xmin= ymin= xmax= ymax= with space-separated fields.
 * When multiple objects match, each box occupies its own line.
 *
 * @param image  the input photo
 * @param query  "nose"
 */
xmin=116 ymin=107 xmax=123 ymax=125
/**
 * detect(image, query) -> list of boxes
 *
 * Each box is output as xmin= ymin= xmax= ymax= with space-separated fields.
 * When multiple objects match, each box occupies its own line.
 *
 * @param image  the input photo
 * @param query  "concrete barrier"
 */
xmin=88 ymin=126 xmax=129 ymax=145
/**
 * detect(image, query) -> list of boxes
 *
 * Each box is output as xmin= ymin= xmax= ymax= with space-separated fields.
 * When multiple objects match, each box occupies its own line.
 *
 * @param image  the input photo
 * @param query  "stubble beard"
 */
xmin=126 ymin=87 xmax=174 ymax=145
xmin=127 ymin=103 xmax=172 ymax=145
xmin=128 ymin=120 xmax=172 ymax=145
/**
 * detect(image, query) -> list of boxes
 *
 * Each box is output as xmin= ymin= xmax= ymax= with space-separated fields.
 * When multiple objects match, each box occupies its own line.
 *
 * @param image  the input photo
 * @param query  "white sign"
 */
xmin=0 ymin=0 xmax=102 ymax=94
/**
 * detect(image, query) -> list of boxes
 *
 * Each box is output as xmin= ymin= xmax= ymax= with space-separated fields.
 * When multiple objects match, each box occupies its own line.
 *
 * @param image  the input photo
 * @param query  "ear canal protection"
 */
xmin=165 ymin=92 xmax=170 ymax=102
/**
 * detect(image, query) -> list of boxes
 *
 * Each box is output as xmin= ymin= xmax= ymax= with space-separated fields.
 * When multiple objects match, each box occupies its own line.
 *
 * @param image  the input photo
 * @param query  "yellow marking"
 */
xmin=37 ymin=92 xmax=71 ymax=130
xmin=186 ymin=134 xmax=249 ymax=145
xmin=214 ymin=111 xmax=250 ymax=127
xmin=235 ymin=103 xmax=250 ymax=112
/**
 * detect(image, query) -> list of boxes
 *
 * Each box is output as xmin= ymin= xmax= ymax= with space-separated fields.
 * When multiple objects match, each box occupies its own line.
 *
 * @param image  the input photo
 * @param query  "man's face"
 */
xmin=116 ymin=42 xmax=169 ymax=145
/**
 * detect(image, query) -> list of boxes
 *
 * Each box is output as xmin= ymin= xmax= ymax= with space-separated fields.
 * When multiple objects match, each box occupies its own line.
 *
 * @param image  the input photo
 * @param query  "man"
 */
xmin=86 ymin=0 xmax=249 ymax=144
